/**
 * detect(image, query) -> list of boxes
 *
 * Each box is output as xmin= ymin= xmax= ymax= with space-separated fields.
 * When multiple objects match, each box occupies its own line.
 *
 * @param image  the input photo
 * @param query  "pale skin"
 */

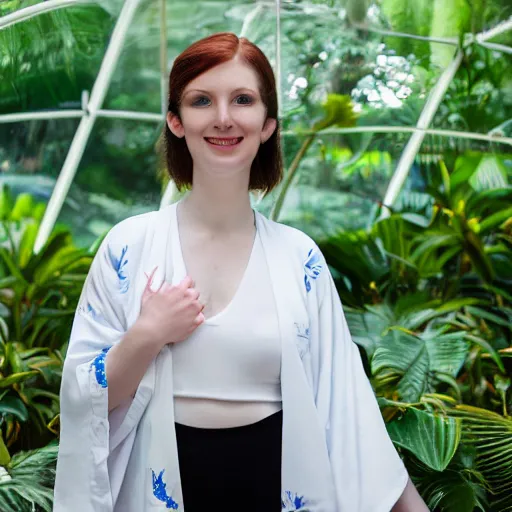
xmin=104 ymin=55 xmax=428 ymax=511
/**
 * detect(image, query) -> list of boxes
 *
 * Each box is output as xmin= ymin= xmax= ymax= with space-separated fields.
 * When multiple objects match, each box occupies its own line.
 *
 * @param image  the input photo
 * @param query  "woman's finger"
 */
xmin=142 ymin=266 xmax=159 ymax=299
xmin=185 ymin=287 xmax=200 ymax=301
xmin=178 ymin=275 xmax=194 ymax=291
xmin=194 ymin=312 xmax=205 ymax=326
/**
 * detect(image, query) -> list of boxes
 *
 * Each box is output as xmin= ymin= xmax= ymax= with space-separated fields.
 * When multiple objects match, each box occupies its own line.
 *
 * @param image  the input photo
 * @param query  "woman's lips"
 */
xmin=204 ymin=137 xmax=243 ymax=147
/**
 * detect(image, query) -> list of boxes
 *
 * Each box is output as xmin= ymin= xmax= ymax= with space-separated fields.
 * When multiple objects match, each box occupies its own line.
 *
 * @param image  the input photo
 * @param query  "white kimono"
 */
xmin=54 ymin=202 xmax=408 ymax=512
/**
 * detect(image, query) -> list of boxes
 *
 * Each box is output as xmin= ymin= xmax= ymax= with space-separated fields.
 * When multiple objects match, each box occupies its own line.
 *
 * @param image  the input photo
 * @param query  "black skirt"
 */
xmin=175 ymin=410 xmax=283 ymax=512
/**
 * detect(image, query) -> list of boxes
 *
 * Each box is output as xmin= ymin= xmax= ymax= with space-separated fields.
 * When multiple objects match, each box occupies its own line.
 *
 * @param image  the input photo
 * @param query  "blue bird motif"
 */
xmin=90 ymin=347 xmax=111 ymax=388
xmin=282 ymin=490 xmax=308 ymax=511
xmin=152 ymin=469 xmax=179 ymax=510
xmin=294 ymin=323 xmax=311 ymax=358
xmin=304 ymin=247 xmax=323 ymax=293
xmin=108 ymin=244 xmax=129 ymax=294
xmin=86 ymin=303 xmax=107 ymax=324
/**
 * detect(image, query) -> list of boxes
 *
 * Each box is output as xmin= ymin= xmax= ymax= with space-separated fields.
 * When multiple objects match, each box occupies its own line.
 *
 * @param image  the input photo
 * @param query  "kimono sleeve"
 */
xmin=311 ymin=249 xmax=408 ymax=512
xmin=54 ymin=231 xmax=150 ymax=512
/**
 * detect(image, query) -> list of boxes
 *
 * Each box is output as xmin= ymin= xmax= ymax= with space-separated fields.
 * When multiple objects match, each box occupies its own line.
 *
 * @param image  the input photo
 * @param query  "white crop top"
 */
xmin=170 ymin=214 xmax=282 ymax=410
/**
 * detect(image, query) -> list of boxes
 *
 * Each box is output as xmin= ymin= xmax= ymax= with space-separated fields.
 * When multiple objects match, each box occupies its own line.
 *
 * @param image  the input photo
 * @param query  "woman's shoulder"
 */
xmin=256 ymin=211 xmax=319 ymax=253
xmin=104 ymin=208 xmax=166 ymax=249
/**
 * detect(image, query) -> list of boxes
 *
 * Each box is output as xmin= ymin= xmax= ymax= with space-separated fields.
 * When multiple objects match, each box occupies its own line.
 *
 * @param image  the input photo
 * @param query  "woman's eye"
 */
xmin=192 ymin=96 xmax=211 ymax=107
xmin=235 ymin=94 xmax=253 ymax=105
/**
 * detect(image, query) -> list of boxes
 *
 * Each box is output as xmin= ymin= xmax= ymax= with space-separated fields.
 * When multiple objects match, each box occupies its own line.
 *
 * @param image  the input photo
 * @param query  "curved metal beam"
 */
xmin=379 ymin=50 xmax=465 ymax=218
xmin=0 ymin=0 xmax=96 ymax=30
xmin=33 ymin=0 xmax=143 ymax=253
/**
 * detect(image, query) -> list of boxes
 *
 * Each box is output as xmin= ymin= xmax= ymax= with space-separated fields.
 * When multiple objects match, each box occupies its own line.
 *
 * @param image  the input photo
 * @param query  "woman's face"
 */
xmin=167 ymin=56 xmax=276 ymax=182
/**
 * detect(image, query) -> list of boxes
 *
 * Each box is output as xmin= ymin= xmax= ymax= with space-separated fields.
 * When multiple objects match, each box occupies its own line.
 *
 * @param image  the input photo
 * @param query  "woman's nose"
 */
xmin=213 ymin=104 xmax=233 ymax=130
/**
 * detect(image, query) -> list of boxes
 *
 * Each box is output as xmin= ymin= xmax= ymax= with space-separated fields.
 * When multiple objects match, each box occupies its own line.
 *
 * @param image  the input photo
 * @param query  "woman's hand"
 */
xmin=138 ymin=273 xmax=205 ymax=348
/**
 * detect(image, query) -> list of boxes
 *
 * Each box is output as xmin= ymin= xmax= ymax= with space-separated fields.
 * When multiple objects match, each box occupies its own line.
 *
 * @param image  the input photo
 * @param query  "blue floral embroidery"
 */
xmin=294 ymin=323 xmax=311 ymax=358
xmin=87 ymin=303 xmax=103 ymax=322
xmin=90 ymin=347 xmax=111 ymax=388
xmin=304 ymin=248 xmax=322 ymax=293
xmin=108 ymin=244 xmax=129 ymax=294
xmin=282 ymin=490 xmax=307 ymax=511
xmin=152 ymin=469 xmax=179 ymax=509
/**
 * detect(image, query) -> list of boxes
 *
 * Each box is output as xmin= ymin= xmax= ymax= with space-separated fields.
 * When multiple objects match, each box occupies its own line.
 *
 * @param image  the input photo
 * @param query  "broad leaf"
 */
xmin=0 ymin=395 xmax=28 ymax=422
xmin=372 ymin=330 xmax=430 ymax=402
xmin=449 ymin=406 xmax=512 ymax=510
xmin=387 ymin=408 xmax=461 ymax=471
xmin=0 ymin=372 xmax=39 ymax=389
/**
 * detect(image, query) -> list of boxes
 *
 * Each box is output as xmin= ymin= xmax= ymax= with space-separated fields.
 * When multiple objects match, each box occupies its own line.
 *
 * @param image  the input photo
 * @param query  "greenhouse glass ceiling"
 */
xmin=1 ymin=0 xmax=511 ymax=248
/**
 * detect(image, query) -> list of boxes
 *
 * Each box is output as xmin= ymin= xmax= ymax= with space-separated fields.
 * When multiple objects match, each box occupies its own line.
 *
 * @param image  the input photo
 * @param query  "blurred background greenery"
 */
xmin=0 ymin=0 xmax=511 ymax=510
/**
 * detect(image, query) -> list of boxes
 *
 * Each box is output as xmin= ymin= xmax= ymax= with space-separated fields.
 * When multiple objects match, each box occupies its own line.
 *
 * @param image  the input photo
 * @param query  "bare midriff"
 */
xmin=173 ymin=396 xmax=282 ymax=428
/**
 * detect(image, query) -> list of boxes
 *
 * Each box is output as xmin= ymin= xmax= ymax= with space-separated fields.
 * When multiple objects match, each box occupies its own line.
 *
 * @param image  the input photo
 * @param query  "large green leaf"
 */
xmin=423 ymin=329 xmax=469 ymax=377
xmin=430 ymin=0 xmax=470 ymax=68
xmin=345 ymin=304 xmax=393 ymax=358
xmin=387 ymin=408 xmax=462 ymax=471
xmin=372 ymin=330 xmax=431 ymax=402
xmin=9 ymin=195 xmax=34 ymax=223
xmin=0 ymin=248 xmax=26 ymax=283
xmin=16 ymin=222 xmax=38 ymax=270
xmin=466 ymin=188 xmax=512 ymax=217
xmin=478 ymin=207 xmax=512 ymax=234
xmin=372 ymin=326 xmax=472 ymax=402
xmin=380 ymin=0 xmax=433 ymax=60
xmin=0 ymin=395 xmax=28 ymax=422
xmin=0 ymin=443 xmax=58 ymax=512
xmin=0 ymin=371 xmax=38 ymax=389
xmin=469 ymin=155 xmax=508 ymax=192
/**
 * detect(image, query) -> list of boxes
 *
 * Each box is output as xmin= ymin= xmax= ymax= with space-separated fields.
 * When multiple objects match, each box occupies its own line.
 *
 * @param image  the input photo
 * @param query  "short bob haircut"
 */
xmin=164 ymin=32 xmax=283 ymax=194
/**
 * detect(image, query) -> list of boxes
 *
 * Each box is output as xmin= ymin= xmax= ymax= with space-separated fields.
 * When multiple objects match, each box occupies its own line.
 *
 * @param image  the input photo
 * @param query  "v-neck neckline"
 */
xmin=171 ymin=201 xmax=258 ymax=325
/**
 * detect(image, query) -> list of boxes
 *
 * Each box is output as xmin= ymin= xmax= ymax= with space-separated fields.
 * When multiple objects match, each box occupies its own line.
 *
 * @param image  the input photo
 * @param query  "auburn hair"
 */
xmin=163 ymin=32 xmax=282 ymax=193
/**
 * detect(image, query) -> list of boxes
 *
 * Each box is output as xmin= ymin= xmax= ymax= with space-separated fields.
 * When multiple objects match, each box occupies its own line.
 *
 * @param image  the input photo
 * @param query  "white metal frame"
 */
xmin=379 ymin=50 xmax=464 ymax=217
xmin=28 ymin=0 xmax=144 ymax=252
xmin=380 ymin=15 xmax=512 ymax=216
xmin=0 ymin=0 xmax=95 ymax=30
xmin=1 ymin=2 xmax=511 ymax=245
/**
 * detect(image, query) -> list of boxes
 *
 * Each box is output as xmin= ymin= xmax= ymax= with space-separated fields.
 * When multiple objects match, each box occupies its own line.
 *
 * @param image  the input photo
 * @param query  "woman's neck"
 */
xmin=181 ymin=179 xmax=254 ymax=235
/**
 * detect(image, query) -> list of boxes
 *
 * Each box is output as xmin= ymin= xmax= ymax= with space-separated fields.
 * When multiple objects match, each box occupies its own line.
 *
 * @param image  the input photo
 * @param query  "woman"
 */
xmin=54 ymin=33 xmax=428 ymax=512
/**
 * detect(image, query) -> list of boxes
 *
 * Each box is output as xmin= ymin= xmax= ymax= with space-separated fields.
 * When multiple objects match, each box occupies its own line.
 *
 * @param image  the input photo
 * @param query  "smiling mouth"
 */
xmin=205 ymin=137 xmax=243 ymax=146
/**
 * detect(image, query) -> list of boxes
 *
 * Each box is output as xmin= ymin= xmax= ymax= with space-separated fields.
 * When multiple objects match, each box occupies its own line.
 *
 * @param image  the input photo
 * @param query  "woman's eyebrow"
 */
xmin=182 ymin=87 xmax=259 ymax=98
xmin=183 ymin=89 xmax=209 ymax=96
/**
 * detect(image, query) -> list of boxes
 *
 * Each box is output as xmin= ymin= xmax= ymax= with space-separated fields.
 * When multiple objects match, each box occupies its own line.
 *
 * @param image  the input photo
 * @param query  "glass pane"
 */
xmin=0 ymin=118 xmax=79 ymax=202
xmin=1 ymin=0 xmax=47 ymax=17
xmin=279 ymin=5 xmax=452 ymax=137
xmin=259 ymin=131 xmax=411 ymax=239
xmin=395 ymin=135 xmax=512 ymax=205
xmin=55 ymin=117 xmax=164 ymax=247
xmin=0 ymin=4 xmax=114 ymax=114
xmin=103 ymin=0 xmax=277 ymax=113
xmin=432 ymin=47 xmax=512 ymax=137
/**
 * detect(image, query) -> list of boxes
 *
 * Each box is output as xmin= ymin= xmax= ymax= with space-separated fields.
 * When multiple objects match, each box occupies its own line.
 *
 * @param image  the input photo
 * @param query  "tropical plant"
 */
xmin=270 ymin=93 xmax=358 ymax=221
xmin=319 ymin=156 xmax=512 ymax=511
xmin=0 ymin=441 xmax=58 ymax=512
xmin=0 ymin=186 xmax=93 ymax=453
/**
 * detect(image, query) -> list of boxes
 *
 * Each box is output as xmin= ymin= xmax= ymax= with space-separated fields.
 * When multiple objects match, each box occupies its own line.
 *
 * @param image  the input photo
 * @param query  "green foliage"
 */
xmin=0 ymin=3 xmax=113 ymax=113
xmin=380 ymin=0 xmax=433 ymax=61
xmin=386 ymin=407 xmax=462 ymax=472
xmin=0 ymin=442 xmax=58 ymax=512
xmin=271 ymin=94 xmax=358 ymax=221
xmin=0 ymin=186 xmax=92 ymax=453
xmin=320 ymin=156 xmax=512 ymax=509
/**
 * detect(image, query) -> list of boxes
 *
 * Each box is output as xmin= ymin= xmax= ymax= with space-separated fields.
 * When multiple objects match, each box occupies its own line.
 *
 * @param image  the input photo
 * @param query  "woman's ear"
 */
xmin=261 ymin=117 xmax=277 ymax=144
xmin=167 ymin=112 xmax=185 ymax=138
